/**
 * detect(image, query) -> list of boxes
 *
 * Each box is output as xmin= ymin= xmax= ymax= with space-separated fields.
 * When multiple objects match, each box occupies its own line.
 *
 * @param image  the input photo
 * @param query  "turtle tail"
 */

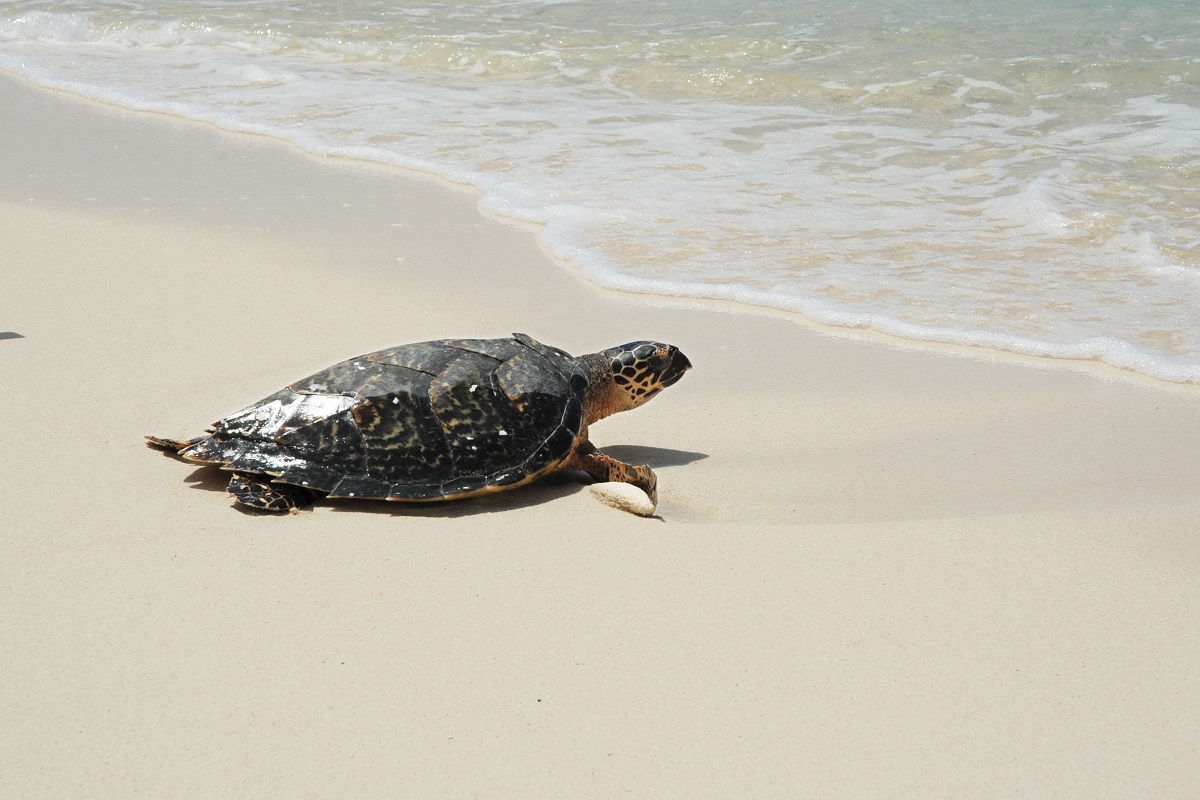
xmin=145 ymin=434 xmax=206 ymax=452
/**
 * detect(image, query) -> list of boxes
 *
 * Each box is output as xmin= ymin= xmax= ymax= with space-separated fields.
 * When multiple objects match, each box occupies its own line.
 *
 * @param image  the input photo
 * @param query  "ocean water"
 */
xmin=2 ymin=0 xmax=1198 ymax=382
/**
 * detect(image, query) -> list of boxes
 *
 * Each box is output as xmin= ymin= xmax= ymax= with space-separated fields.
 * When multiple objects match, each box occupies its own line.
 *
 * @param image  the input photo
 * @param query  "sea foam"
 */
xmin=2 ymin=0 xmax=1199 ymax=382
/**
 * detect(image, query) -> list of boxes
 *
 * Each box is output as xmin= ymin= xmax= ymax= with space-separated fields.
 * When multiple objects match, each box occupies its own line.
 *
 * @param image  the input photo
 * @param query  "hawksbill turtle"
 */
xmin=148 ymin=333 xmax=691 ymax=515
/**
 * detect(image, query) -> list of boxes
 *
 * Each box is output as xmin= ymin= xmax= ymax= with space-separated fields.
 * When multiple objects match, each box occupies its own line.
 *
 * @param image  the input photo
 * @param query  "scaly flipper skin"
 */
xmin=227 ymin=473 xmax=316 ymax=512
xmin=566 ymin=439 xmax=658 ymax=510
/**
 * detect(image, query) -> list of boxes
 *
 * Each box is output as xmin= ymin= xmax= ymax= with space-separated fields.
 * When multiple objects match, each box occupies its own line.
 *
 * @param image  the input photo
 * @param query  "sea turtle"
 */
xmin=148 ymin=333 xmax=691 ymax=515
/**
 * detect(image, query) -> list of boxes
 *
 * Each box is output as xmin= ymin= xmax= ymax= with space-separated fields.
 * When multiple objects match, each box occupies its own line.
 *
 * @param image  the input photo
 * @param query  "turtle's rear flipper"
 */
xmin=228 ymin=473 xmax=316 ymax=513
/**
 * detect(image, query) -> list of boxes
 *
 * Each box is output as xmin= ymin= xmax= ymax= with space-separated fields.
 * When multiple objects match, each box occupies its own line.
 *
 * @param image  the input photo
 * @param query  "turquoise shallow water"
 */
xmin=2 ymin=0 xmax=1198 ymax=380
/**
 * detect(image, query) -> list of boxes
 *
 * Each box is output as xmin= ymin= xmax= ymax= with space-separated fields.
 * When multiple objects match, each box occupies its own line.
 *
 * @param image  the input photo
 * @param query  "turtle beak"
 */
xmin=658 ymin=345 xmax=691 ymax=389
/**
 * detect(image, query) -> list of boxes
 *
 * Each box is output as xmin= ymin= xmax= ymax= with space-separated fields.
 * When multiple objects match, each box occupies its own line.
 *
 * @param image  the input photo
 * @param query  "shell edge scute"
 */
xmin=328 ymin=474 xmax=392 ymax=499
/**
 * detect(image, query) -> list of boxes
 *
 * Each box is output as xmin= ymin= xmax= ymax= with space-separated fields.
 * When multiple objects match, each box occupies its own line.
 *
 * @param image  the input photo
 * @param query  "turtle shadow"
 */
xmin=325 ymin=471 xmax=589 ymax=518
xmin=180 ymin=466 xmax=316 ymax=516
xmin=182 ymin=465 xmax=238 ymax=493
xmin=0 ymin=331 xmax=24 ymax=340
xmin=175 ymin=462 xmax=590 ymax=518
xmin=170 ymin=453 xmax=691 ymax=519
xmin=600 ymin=444 xmax=709 ymax=468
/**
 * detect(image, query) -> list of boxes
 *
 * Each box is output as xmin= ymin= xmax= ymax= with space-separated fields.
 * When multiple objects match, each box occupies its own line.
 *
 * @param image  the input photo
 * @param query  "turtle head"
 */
xmin=583 ymin=341 xmax=690 ymax=421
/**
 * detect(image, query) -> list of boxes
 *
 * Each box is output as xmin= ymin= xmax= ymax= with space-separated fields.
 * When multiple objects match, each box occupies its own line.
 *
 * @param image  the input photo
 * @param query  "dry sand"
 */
xmin=2 ymin=72 xmax=1199 ymax=797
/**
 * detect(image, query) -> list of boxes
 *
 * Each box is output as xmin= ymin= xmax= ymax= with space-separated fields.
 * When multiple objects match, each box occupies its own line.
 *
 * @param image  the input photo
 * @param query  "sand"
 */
xmin=2 ymin=71 xmax=1199 ymax=797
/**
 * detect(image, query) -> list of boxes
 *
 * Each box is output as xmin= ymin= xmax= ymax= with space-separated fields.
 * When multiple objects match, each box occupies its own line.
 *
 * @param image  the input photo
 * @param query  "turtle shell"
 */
xmin=177 ymin=334 xmax=589 ymax=501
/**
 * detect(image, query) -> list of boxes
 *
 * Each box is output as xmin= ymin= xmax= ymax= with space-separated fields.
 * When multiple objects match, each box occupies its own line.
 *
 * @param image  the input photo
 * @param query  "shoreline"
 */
xmin=5 ymin=67 xmax=1196 ymax=390
xmin=3 ymin=71 xmax=1199 ymax=796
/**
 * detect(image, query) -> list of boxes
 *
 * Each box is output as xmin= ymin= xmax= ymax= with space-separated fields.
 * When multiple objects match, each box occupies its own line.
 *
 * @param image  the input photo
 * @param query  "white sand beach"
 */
xmin=2 ymin=72 xmax=1199 ymax=796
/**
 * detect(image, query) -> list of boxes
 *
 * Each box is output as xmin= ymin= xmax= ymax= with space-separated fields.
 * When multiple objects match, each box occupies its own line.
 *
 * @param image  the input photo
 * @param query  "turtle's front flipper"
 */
xmin=227 ymin=473 xmax=316 ymax=513
xmin=567 ymin=441 xmax=658 ymax=511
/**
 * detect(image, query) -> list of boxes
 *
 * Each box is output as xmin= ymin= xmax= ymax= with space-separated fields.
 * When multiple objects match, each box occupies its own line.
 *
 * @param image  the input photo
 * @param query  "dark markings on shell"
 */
xmin=180 ymin=335 xmax=589 ymax=501
xmin=275 ymin=405 xmax=362 ymax=463
xmin=496 ymin=348 xmax=566 ymax=412
xmin=387 ymin=482 xmax=446 ymax=501
xmin=439 ymin=474 xmax=489 ymax=497
xmin=290 ymin=360 xmax=370 ymax=396
xmin=487 ymin=465 xmax=529 ymax=488
xmin=442 ymin=338 xmax=527 ymax=362
xmin=430 ymin=350 xmax=523 ymax=475
xmin=522 ymin=424 xmax=576 ymax=472
xmin=178 ymin=433 xmax=238 ymax=465
xmin=351 ymin=363 xmax=455 ymax=483
xmin=277 ymin=460 xmax=344 ymax=493
xmin=225 ymin=439 xmax=306 ymax=477
xmin=368 ymin=341 xmax=461 ymax=375
xmin=329 ymin=473 xmax=392 ymax=500
xmin=561 ymin=395 xmax=583 ymax=435
xmin=513 ymin=333 xmax=579 ymax=376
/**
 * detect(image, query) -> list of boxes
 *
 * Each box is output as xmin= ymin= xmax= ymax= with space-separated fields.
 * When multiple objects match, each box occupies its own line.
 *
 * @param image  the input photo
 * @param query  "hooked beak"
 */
xmin=659 ymin=346 xmax=692 ymax=389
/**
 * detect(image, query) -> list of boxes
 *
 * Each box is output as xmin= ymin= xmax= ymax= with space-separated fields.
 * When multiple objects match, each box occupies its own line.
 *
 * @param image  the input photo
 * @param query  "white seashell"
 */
xmin=589 ymin=482 xmax=656 ymax=516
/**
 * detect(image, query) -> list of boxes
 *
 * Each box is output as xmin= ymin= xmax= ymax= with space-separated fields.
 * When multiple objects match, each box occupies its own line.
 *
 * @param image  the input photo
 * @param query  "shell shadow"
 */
xmin=174 ymin=460 xmax=590 ymax=518
xmin=599 ymin=444 xmax=709 ymax=468
xmin=182 ymin=465 xmax=237 ymax=493
xmin=0 ymin=331 xmax=24 ymax=340
xmin=165 ymin=448 xmax=700 ymax=519
xmin=326 ymin=471 xmax=588 ymax=518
